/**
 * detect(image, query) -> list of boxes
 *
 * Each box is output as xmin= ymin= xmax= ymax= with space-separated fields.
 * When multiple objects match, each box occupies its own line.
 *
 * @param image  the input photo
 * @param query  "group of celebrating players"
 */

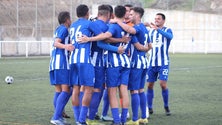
xmin=49 ymin=3 xmax=173 ymax=125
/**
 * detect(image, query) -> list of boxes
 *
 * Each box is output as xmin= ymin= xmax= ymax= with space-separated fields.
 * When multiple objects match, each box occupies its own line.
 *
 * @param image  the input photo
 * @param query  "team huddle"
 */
xmin=49 ymin=3 xmax=173 ymax=125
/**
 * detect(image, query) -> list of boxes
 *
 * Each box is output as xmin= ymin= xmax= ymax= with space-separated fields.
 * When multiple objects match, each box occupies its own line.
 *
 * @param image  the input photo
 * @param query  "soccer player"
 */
xmin=79 ymin=5 xmax=131 ymax=125
xmin=49 ymin=11 xmax=74 ymax=125
xmin=88 ymin=4 xmax=126 ymax=123
xmin=146 ymin=13 xmax=173 ymax=116
xmin=115 ymin=7 xmax=152 ymax=125
xmin=69 ymin=4 xmax=103 ymax=125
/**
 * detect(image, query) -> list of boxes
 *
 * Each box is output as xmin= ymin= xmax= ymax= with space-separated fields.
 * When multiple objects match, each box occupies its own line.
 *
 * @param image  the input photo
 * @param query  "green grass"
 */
xmin=0 ymin=54 xmax=222 ymax=125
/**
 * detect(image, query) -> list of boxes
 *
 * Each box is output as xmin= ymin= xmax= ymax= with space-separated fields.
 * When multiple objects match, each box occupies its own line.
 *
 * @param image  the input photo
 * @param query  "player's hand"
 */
xmin=150 ymin=22 xmax=158 ymax=30
xmin=121 ymin=35 xmax=131 ymax=43
xmin=144 ymin=22 xmax=151 ymax=28
xmin=117 ymin=46 xmax=125 ymax=54
xmin=65 ymin=44 xmax=74 ymax=51
xmin=77 ymin=35 xmax=90 ymax=43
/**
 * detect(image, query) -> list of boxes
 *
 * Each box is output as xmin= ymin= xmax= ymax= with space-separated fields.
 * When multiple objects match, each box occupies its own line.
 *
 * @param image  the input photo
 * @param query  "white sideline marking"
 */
xmin=171 ymin=65 xmax=222 ymax=71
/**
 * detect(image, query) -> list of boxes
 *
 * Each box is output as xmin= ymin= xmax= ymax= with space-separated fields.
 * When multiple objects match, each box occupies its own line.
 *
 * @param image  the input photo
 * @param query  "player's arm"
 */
xmin=54 ymin=38 xmax=74 ymax=51
xmin=116 ymin=20 xmax=136 ymax=34
xmin=105 ymin=36 xmax=130 ymax=43
xmin=97 ymin=41 xmax=125 ymax=54
xmin=78 ymin=32 xmax=112 ymax=43
xmin=150 ymin=22 xmax=173 ymax=40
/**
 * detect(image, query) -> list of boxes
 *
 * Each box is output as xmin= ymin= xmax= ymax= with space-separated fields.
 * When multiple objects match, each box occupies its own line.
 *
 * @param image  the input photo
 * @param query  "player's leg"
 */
xmin=147 ymin=67 xmax=158 ymax=114
xmin=159 ymin=65 xmax=171 ymax=116
xmin=106 ymin=67 xmax=121 ymax=124
xmin=78 ymin=64 xmax=94 ymax=124
xmin=88 ymin=66 xmax=105 ymax=121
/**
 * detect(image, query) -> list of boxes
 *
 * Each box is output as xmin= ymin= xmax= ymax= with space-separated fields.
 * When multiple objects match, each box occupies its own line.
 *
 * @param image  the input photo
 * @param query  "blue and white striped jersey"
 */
xmin=91 ymin=20 xmax=109 ymax=67
xmin=69 ymin=18 xmax=102 ymax=64
xmin=148 ymin=27 xmax=173 ymax=67
xmin=106 ymin=23 xmax=131 ymax=68
xmin=130 ymin=23 xmax=150 ymax=69
xmin=49 ymin=24 xmax=70 ymax=71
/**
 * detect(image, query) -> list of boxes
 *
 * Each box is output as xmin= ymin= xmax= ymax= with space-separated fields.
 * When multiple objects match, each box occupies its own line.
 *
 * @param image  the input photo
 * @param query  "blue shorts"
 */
xmin=119 ymin=67 xmax=130 ymax=86
xmin=94 ymin=66 xmax=106 ymax=89
xmin=128 ymin=68 xmax=147 ymax=90
xmin=70 ymin=63 xmax=95 ymax=87
xmin=147 ymin=65 xmax=169 ymax=82
xmin=49 ymin=69 xmax=70 ymax=85
xmin=106 ymin=67 xmax=130 ymax=88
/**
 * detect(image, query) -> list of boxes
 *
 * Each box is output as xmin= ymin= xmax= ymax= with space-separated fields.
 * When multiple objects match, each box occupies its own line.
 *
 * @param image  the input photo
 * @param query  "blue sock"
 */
xmin=102 ymin=89 xmax=109 ymax=116
xmin=79 ymin=91 xmax=84 ymax=107
xmin=111 ymin=108 xmax=120 ymax=124
xmin=147 ymin=89 xmax=154 ymax=109
xmin=79 ymin=106 xmax=88 ymax=123
xmin=131 ymin=93 xmax=139 ymax=121
xmin=121 ymin=108 xmax=128 ymax=123
xmin=89 ymin=92 xmax=101 ymax=120
xmin=53 ymin=92 xmax=61 ymax=109
xmin=139 ymin=92 xmax=147 ymax=119
xmin=53 ymin=91 xmax=69 ymax=120
xmin=162 ymin=89 xmax=169 ymax=107
xmin=72 ymin=106 xmax=80 ymax=123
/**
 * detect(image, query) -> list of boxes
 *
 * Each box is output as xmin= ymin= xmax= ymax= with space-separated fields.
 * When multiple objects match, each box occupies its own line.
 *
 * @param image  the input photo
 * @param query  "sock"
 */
xmin=139 ymin=92 xmax=147 ymax=119
xmin=79 ymin=91 xmax=84 ymax=107
xmin=73 ymin=106 xmax=80 ymax=123
xmin=131 ymin=93 xmax=139 ymax=121
xmin=102 ymin=89 xmax=109 ymax=116
xmin=53 ymin=92 xmax=61 ymax=109
xmin=121 ymin=108 xmax=128 ymax=123
xmin=147 ymin=89 xmax=154 ymax=109
xmin=162 ymin=88 xmax=169 ymax=107
xmin=111 ymin=108 xmax=120 ymax=124
xmin=53 ymin=91 xmax=69 ymax=120
xmin=89 ymin=92 xmax=101 ymax=120
xmin=79 ymin=106 xmax=88 ymax=123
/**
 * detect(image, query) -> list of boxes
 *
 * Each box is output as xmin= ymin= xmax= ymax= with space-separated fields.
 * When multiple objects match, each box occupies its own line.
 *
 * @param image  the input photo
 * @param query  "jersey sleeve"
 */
xmin=89 ymin=21 xmax=103 ymax=35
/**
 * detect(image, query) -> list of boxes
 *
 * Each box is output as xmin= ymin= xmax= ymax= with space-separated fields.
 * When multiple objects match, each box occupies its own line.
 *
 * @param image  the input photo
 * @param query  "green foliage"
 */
xmin=0 ymin=54 xmax=222 ymax=125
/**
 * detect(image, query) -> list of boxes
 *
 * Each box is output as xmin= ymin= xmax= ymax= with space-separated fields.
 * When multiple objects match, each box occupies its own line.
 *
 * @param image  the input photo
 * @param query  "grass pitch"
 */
xmin=0 ymin=54 xmax=222 ymax=125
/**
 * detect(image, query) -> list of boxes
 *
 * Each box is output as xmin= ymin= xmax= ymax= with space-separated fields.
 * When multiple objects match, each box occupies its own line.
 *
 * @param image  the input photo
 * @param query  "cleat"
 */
xmin=62 ymin=112 xmax=71 ymax=118
xmin=165 ymin=107 xmax=171 ymax=116
xmin=94 ymin=113 xmax=100 ymax=120
xmin=138 ymin=118 xmax=148 ymax=124
xmin=149 ymin=108 xmax=153 ymax=114
xmin=126 ymin=120 xmax=139 ymax=125
xmin=50 ymin=119 xmax=65 ymax=125
xmin=100 ymin=115 xmax=113 ymax=121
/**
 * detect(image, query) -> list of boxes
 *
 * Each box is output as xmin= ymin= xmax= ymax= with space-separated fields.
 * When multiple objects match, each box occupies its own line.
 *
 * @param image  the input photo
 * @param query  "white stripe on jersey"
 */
xmin=80 ymin=48 xmax=85 ymax=63
xmin=73 ymin=49 xmax=78 ymax=63
xmin=157 ymin=34 xmax=162 ymax=66
xmin=91 ymin=52 xmax=98 ymax=66
xmin=113 ymin=53 xmax=119 ymax=67
xmin=137 ymin=55 xmax=142 ymax=69
xmin=55 ymin=54 xmax=60 ymax=69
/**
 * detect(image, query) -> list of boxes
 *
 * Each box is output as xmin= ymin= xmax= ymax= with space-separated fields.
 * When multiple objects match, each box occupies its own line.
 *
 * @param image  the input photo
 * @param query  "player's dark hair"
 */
xmin=132 ymin=7 xmax=144 ymax=18
xmin=106 ymin=4 xmax=113 ymax=14
xmin=114 ymin=5 xmax=126 ymax=18
xmin=124 ymin=4 xmax=133 ymax=8
xmin=76 ymin=4 xmax=89 ymax=17
xmin=156 ymin=13 xmax=165 ymax=20
xmin=58 ymin=11 xmax=70 ymax=25
xmin=98 ymin=4 xmax=110 ymax=16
